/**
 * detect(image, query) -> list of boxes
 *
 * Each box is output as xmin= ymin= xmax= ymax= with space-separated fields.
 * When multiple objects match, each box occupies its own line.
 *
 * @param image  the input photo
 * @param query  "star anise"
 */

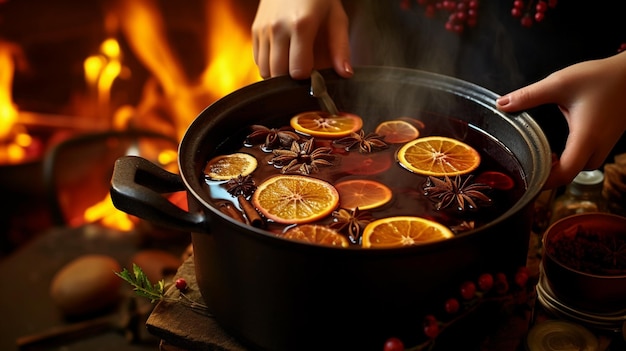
xmin=226 ymin=174 xmax=257 ymax=197
xmin=245 ymin=125 xmax=300 ymax=150
xmin=329 ymin=207 xmax=374 ymax=244
xmin=424 ymin=175 xmax=491 ymax=211
xmin=270 ymin=138 xmax=334 ymax=174
xmin=333 ymin=130 xmax=388 ymax=153
xmin=450 ymin=220 xmax=476 ymax=233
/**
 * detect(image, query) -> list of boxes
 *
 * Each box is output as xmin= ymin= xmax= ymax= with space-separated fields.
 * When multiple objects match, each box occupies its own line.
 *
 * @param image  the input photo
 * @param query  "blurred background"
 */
xmin=0 ymin=0 xmax=261 ymax=256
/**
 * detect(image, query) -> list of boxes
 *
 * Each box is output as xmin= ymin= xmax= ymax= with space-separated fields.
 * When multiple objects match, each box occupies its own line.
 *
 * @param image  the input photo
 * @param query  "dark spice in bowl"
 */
xmin=545 ymin=224 xmax=626 ymax=276
xmin=542 ymin=213 xmax=626 ymax=313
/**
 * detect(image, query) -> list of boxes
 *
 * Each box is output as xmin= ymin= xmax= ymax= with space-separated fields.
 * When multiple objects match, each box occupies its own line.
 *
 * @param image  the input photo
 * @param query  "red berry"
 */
xmin=521 ymin=15 xmax=533 ymax=27
xmin=511 ymin=8 xmax=522 ymax=17
xmin=536 ymin=1 xmax=548 ymax=12
xmin=478 ymin=273 xmax=494 ymax=292
xmin=445 ymin=298 xmax=460 ymax=314
xmin=515 ymin=270 xmax=529 ymax=287
xmin=383 ymin=337 xmax=405 ymax=351
xmin=535 ymin=12 xmax=544 ymax=22
xmin=460 ymin=281 xmax=477 ymax=300
xmin=423 ymin=315 xmax=440 ymax=339
xmin=513 ymin=0 xmax=524 ymax=9
xmin=175 ymin=277 xmax=188 ymax=291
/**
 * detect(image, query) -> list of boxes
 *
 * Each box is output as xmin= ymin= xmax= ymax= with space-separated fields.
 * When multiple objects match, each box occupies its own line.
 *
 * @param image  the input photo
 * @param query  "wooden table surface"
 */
xmin=0 ymin=225 xmax=187 ymax=351
xmin=147 ymin=255 xmax=535 ymax=351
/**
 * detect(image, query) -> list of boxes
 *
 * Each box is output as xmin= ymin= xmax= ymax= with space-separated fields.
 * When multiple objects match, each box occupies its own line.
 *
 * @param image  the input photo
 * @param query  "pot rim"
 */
xmin=543 ymin=212 xmax=626 ymax=279
xmin=179 ymin=66 xmax=551 ymax=251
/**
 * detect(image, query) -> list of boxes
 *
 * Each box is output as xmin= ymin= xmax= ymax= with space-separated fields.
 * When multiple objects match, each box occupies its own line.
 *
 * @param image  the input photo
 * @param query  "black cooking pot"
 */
xmin=111 ymin=67 xmax=551 ymax=350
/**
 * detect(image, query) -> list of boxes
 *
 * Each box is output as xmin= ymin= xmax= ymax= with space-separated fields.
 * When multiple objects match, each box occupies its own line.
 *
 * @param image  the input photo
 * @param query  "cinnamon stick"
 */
xmin=237 ymin=195 xmax=265 ymax=228
xmin=218 ymin=202 xmax=246 ymax=224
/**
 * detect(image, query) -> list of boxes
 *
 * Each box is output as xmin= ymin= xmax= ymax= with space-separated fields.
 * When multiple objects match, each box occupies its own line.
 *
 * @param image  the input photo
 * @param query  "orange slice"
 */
xmin=397 ymin=116 xmax=426 ymax=130
xmin=251 ymin=175 xmax=339 ymax=224
xmin=290 ymin=111 xmax=363 ymax=138
xmin=474 ymin=171 xmax=514 ymax=190
xmin=397 ymin=136 xmax=480 ymax=176
xmin=362 ymin=216 xmax=454 ymax=248
xmin=204 ymin=152 xmax=257 ymax=180
xmin=374 ymin=120 xmax=420 ymax=144
xmin=335 ymin=179 xmax=392 ymax=210
xmin=283 ymin=224 xmax=349 ymax=247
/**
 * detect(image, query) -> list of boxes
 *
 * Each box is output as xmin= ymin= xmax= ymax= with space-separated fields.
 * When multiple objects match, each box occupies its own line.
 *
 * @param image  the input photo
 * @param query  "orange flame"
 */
xmin=110 ymin=0 xmax=260 ymax=138
xmin=200 ymin=1 xmax=261 ymax=99
xmin=84 ymin=38 xmax=124 ymax=124
xmin=0 ymin=40 xmax=37 ymax=164
xmin=81 ymin=0 xmax=260 ymax=231
xmin=0 ymin=42 xmax=18 ymax=139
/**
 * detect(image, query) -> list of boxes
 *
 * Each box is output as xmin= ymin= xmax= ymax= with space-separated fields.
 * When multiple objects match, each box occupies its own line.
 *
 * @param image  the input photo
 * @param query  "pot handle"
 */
xmin=110 ymin=155 xmax=211 ymax=233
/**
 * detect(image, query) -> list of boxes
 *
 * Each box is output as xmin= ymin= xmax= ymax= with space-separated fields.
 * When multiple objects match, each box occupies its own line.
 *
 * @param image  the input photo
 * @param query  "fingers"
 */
xmin=252 ymin=23 xmax=291 ymax=79
xmin=252 ymin=30 xmax=270 ymax=79
xmin=543 ymin=135 xmax=594 ymax=189
xmin=251 ymin=0 xmax=352 ymax=80
xmin=289 ymin=19 xmax=319 ymax=80
xmin=496 ymin=73 xmax=565 ymax=113
xmin=543 ymin=129 xmax=617 ymax=189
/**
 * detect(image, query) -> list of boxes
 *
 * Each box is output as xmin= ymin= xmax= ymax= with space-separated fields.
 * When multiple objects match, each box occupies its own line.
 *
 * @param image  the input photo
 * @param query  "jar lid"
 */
xmin=526 ymin=320 xmax=598 ymax=351
xmin=572 ymin=170 xmax=604 ymax=186
xmin=535 ymin=270 xmax=626 ymax=331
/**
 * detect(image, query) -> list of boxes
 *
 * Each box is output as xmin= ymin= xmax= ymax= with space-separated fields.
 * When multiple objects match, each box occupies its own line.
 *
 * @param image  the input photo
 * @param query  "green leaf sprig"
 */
xmin=115 ymin=263 xmax=165 ymax=303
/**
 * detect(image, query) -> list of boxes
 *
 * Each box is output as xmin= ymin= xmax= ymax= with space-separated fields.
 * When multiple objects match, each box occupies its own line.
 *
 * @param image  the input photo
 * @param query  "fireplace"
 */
xmin=0 ymin=0 xmax=261 ymax=256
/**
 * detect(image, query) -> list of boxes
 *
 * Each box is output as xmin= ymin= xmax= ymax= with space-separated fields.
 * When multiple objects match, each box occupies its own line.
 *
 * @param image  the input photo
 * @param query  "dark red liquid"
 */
xmin=203 ymin=114 xmax=526 ymax=245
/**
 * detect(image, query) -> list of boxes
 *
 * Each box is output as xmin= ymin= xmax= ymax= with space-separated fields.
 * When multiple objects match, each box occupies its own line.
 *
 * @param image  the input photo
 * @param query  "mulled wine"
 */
xmin=202 ymin=110 xmax=527 ymax=247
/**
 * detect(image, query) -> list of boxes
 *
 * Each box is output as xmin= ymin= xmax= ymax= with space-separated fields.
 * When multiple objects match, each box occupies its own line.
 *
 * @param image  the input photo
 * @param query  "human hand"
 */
xmin=251 ymin=0 xmax=353 ymax=79
xmin=497 ymin=52 xmax=626 ymax=189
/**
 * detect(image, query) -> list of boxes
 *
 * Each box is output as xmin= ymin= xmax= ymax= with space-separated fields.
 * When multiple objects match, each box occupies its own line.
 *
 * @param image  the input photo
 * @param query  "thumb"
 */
xmin=496 ymin=75 xmax=562 ymax=113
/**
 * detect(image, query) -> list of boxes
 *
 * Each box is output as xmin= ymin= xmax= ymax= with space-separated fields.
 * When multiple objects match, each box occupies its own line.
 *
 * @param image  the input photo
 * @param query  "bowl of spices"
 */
xmin=542 ymin=212 xmax=626 ymax=314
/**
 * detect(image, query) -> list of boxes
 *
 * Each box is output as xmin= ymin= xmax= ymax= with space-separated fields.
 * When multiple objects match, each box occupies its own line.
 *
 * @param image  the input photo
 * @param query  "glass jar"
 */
xmin=549 ymin=170 xmax=608 ymax=224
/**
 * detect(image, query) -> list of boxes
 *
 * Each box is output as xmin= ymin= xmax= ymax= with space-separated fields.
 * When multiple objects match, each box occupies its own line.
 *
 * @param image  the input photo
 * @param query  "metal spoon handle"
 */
xmin=310 ymin=70 xmax=339 ymax=116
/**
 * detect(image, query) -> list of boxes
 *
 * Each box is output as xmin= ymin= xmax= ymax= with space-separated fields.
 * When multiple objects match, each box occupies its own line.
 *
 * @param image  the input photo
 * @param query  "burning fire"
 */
xmin=80 ymin=0 xmax=261 ymax=231
xmin=109 ymin=0 xmax=260 ymax=139
xmin=3 ymin=0 xmax=261 ymax=231
xmin=0 ymin=40 xmax=41 ymax=164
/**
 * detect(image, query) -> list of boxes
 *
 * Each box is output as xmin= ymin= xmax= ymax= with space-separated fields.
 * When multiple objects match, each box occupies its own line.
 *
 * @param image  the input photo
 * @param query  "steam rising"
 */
xmin=346 ymin=1 xmax=524 ymax=98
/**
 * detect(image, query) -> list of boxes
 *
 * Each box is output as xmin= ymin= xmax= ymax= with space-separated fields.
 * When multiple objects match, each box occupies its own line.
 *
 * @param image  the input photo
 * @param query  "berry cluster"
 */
xmin=382 ymin=266 xmax=532 ymax=351
xmin=511 ymin=0 xmax=557 ymax=27
xmin=402 ymin=0 xmax=480 ymax=34
xmin=400 ymin=0 xmax=560 ymax=33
